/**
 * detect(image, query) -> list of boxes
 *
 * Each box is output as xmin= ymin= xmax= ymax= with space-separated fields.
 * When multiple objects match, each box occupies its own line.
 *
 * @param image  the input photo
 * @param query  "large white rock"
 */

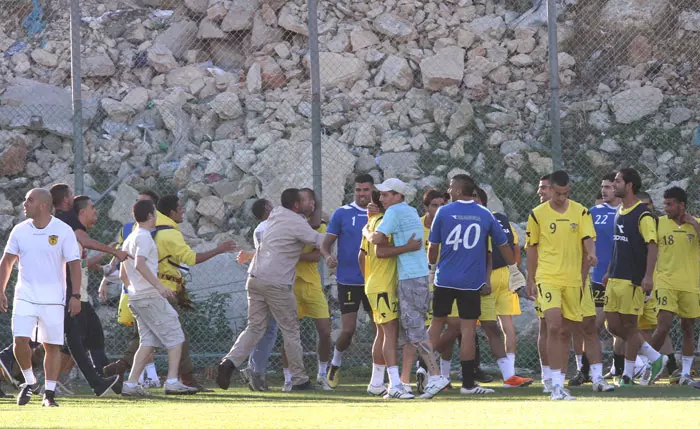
xmin=31 ymin=49 xmax=58 ymax=68
xmin=679 ymin=10 xmax=700 ymax=32
xmin=373 ymin=13 xmax=416 ymax=42
xmin=196 ymin=195 xmax=228 ymax=226
xmin=154 ymin=20 xmax=198 ymax=58
xmin=108 ymin=183 xmax=140 ymax=224
xmin=148 ymin=44 xmax=179 ymax=73
xmin=350 ymin=28 xmax=379 ymax=51
xmin=210 ymin=92 xmax=243 ymax=120
xmin=446 ymin=100 xmax=474 ymax=140
xmin=420 ymin=46 xmax=465 ymax=91
xmin=250 ymin=136 xmax=356 ymax=215
xmin=470 ymin=15 xmax=506 ymax=40
xmin=222 ymin=0 xmax=259 ymax=31
xmin=609 ymin=86 xmax=663 ymax=124
xmin=379 ymin=55 xmax=413 ymax=90
xmin=601 ymin=0 xmax=668 ymax=29
xmin=310 ymin=52 xmax=365 ymax=88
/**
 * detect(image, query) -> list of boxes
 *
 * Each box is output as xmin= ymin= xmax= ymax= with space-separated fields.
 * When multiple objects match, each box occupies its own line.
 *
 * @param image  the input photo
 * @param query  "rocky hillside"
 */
xmin=1 ymin=0 xmax=699 ymax=242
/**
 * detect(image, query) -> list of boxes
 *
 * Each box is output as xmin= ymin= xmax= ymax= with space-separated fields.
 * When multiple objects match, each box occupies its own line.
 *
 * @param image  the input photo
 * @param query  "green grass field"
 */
xmin=1 ymin=380 xmax=698 ymax=429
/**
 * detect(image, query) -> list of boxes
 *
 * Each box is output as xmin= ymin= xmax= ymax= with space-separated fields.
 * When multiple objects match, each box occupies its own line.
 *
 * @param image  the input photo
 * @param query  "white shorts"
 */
xmin=12 ymin=300 xmax=65 ymax=345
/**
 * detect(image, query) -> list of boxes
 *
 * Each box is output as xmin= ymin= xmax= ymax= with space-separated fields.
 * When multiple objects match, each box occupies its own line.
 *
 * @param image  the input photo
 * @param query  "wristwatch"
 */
xmin=71 ymin=293 xmax=81 ymax=300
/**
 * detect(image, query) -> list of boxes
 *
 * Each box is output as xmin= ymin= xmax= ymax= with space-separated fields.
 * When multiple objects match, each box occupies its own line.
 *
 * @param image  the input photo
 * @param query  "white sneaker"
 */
xmin=679 ymin=375 xmax=695 ymax=386
xmin=143 ymin=376 xmax=161 ymax=389
xmin=164 ymin=380 xmax=198 ymax=395
xmin=460 ymin=385 xmax=495 ymax=395
xmin=402 ymin=383 xmax=413 ymax=394
xmin=281 ymin=381 xmax=293 ymax=392
xmin=416 ymin=367 xmax=427 ymax=394
xmin=638 ymin=363 xmax=653 ymax=386
xmin=551 ymin=386 xmax=576 ymax=400
xmin=592 ymin=377 xmax=615 ymax=392
xmin=419 ymin=376 xmax=450 ymax=399
xmin=316 ymin=375 xmax=333 ymax=391
xmin=542 ymin=378 xmax=553 ymax=393
xmin=367 ymin=384 xmax=387 ymax=397
xmin=122 ymin=383 xmax=152 ymax=397
xmin=384 ymin=385 xmax=415 ymax=399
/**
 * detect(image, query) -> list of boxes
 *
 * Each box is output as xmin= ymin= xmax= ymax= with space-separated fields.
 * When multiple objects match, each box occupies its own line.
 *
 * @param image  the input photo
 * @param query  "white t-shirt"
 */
xmin=121 ymin=228 xmax=159 ymax=300
xmin=253 ymin=220 xmax=268 ymax=249
xmin=4 ymin=217 xmax=81 ymax=306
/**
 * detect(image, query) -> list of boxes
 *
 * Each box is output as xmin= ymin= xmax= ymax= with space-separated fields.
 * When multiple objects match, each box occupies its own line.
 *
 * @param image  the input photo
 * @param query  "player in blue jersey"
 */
xmin=321 ymin=174 xmax=373 ymax=388
xmin=428 ymin=174 xmax=522 ymax=395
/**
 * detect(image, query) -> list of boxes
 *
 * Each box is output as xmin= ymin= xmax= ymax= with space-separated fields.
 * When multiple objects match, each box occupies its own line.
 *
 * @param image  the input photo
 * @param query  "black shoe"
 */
xmin=0 ymin=349 xmax=20 ymax=389
xmin=216 ymin=359 xmax=236 ymax=390
xmin=291 ymin=380 xmax=314 ymax=391
xmin=42 ymin=390 xmax=58 ymax=407
xmin=568 ymin=371 xmax=588 ymax=387
xmin=17 ymin=382 xmax=39 ymax=406
xmin=111 ymin=374 xmax=123 ymax=395
xmin=474 ymin=368 xmax=494 ymax=383
xmin=94 ymin=375 xmax=120 ymax=397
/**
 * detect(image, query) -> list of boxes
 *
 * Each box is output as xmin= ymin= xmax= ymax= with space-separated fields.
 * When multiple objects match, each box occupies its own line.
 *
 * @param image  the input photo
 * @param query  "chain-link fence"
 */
xmin=1 ymin=0 xmax=699 ymax=382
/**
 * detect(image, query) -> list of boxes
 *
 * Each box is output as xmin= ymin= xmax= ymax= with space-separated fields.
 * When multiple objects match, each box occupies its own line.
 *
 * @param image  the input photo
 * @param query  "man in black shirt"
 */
xmin=51 ymin=184 xmax=125 ymax=396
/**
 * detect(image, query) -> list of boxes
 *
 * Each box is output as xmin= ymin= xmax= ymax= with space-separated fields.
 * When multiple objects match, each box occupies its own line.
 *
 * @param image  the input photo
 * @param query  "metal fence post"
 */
xmin=70 ymin=0 xmax=84 ymax=194
xmin=307 ymin=0 xmax=322 ymax=208
xmin=546 ymin=0 xmax=563 ymax=170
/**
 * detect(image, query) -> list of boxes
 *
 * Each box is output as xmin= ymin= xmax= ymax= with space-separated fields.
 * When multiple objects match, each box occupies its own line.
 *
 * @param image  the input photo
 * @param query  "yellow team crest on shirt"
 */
xmin=569 ymin=222 xmax=578 ymax=232
xmin=48 ymin=235 xmax=58 ymax=245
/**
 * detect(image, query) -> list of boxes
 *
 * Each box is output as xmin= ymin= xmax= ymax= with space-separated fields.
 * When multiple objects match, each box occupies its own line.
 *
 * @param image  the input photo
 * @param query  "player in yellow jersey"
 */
xmin=526 ymin=171 xmax=599 ymax=400
xmin=360 ymin=191 xmax=421 ymax=399
xmin=280 ymin=189 xmax=333 ymax=391
xmin=648 ymin=187 xmax=700 ymax=385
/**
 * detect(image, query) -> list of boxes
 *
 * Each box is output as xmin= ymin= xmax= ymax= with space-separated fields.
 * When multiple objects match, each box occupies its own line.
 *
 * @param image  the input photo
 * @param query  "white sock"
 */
xmin=682 ymin=355 xmax=694 ymax=376
xmin=552 ymin=370 xmax=564 ymax=387
xmin=370 ymin=364 xmax=385 ymax=386
xmin=22 ymin=368 xmax=36 ymax=385
xmin=166 ymin=378 xmax=178 ymax=384
xmin=497 ymin=357 xmax=515 ymax=380
xmin=283 ymin=368 xmax=292 ymax=383
xmin=623 ymin=359 xmax=636 ymax=379
xmin=125 ymin=381 xmax=138 ymax=388
xmin=575 ymin=354 xmax=583 ymax=371
xmin=541 ymin=365 xmax=551 ymax=381
xmin=317 ymin=360 xmax=328 ymax=377
xmin=590 ymin=363 xmax=603 ymax=380
xmin=440 ymin=359 xmax=452 ymax=379
xmin=636 ymin=355 xmax=648 ymax=367
xmin=638 ymin=341 xmax=661 ymax=362
xmin=145 ymin=362 xmax=158 ymax=380
xmin=507 ymin=353 xmax=515 ymax=366
xmin=45 ymin=380 xmax=56 ymax=392
xmin=331 ymin=348 xmax=343 ymax=367
xmin=387 ymin=366 xmax=401 ymax=389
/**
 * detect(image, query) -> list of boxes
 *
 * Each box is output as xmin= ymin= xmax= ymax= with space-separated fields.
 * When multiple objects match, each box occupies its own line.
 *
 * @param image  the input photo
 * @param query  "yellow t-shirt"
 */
xmin=526 ymin=200 xmax=596 ymax=287
xmin=654 ymin=215 xmax=700 ymax=292
xmin=295 ymin=223 xmax=327 ymax=285
xmin=361 ymin=214 xmax=398 ymax=295
xmin=421 ymin=215 xmax=439 ymax=263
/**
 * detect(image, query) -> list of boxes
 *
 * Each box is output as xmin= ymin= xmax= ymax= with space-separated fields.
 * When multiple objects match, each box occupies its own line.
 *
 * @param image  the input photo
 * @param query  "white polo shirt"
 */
xmin=4 ymin=217 xmax=81 ymax=307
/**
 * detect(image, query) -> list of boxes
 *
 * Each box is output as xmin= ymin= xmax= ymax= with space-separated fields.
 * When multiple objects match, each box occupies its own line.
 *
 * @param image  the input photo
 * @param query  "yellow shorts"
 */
xmin=537 ymin=283 xmax=583 ymax=322
xmin=603 ymin=278 xmax=644 ymax=316
xmin=655 ymin=288 xmax=700 ymax=319
xmin=294 ymin=278 xmax=330 ymax=319
xmin=367 ymin=290 xmax=399 ymax=325
xmin=638 ymin=294 xmax=658 ymax=331
xmin=581 ymin=282 xmax=596 ymax=318
xmin=479 ymin=292 xmax=497 ymax=322
xmin=492 ymin=267 xmax=521 ymax=316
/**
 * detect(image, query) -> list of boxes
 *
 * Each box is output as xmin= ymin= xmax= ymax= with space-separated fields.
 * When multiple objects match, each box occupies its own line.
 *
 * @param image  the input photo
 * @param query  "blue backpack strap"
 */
xmin=122 ymin=222 xmax=135 ymax=240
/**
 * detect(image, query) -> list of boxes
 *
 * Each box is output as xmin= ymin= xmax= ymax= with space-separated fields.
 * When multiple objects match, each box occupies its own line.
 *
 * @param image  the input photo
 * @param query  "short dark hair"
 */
xmin=540 ymin=174 xmax=551 ymax=182
xmin=50 ymin=183 xmax=71 ymax=207
xmin=133 ymin=200 xmax=155 ymax=223
xmin=281 ymin=188 xmax=301 ymax=210
xmin=300 ymin=187 xmax=316 ymax=202
xmin=157 ymin=195 xmax=179 ymax=217
xmin=663 ymin=186 xmax=687 ymax=205
xmin=452 ymin=174 xmax=476 ymax=197
xmin=73 ymin=195 xmax=91 ymax=215
xmin=139 ymin=190 xmax=160 ymax=206
xmin=251 ymin=199 xmax=270 ymax=221
xmin=619 ymin=168 xmax=642 ymax=194
xmin=354 ymin=174 xmax=374 ymax=185
xmin=602 ymin=172 xmax=616 ymax=182
xmin=422 ymin=189 xmax=445 ymax=207
xmin=550 ymin=171 xmax=569 ymax=187
xmin=371 ymin=190 xmax=384 ymax=212
xmin=475 ymin=187 xmax=488 ymax=206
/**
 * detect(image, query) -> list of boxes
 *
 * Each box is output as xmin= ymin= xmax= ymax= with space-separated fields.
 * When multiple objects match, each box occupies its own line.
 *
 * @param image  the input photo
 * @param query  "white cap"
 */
xmin=375 ymin=177 xmax=410 ymax=195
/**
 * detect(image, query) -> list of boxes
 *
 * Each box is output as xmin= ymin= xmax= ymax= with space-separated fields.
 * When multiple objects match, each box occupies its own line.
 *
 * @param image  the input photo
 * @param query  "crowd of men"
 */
xmin=0 ymin=166 xmax=699 ymax=405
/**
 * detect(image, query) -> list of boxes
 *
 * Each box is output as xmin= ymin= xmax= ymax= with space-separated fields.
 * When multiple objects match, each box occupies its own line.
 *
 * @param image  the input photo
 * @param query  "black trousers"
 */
xmin=64 ymin=302 xmax=109 ymax=388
